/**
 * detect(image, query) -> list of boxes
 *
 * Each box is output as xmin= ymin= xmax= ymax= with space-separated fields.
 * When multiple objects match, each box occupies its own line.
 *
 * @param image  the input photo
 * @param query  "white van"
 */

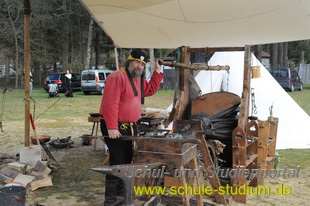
xmin=81 ymin=69 xmax=114 ymax=95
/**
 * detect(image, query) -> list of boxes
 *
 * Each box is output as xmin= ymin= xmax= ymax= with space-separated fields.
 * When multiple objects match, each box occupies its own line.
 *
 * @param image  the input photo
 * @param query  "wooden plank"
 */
xmin=246 ymin=139 xmax=258 ymax=154
xmin=197 ymin=133 xmax=227 ymax=205
xmin=190 ymin=156 xmax=203 ymax=206
xmin=13 ymin=173 xmax=35 ymax=187
xmin=266 ymin=117 xmax=279 ymax=170
xmin=255 ymin=121 xmax=270 ymax=186
xmin=29 ymin=171 xmax=49 ymax=180
xmin=0 ymin=167 xmax=20 ymax=179
xmin=33 ymin=161 xmax=47 ymax=172
xmin=246 ymin=154 xmax=258 ymax=167
xmin=136 ymin=139 xmax=183 ymax=153
xmin=0 ymin=174 xmax=13 ymax=183
xmin=136 ymin=145 xmax=197 ymax=166
xmin=7 ymin=162 xmax=27 ymax=172
xmin=30 ymin=176 xmax=53 ymax=191
xmin=231 ymin=127 xmax=246 ymax=203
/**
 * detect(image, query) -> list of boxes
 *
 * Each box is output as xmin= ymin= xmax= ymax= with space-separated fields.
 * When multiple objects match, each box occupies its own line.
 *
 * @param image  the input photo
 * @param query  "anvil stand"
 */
xmin=92 ymin=162 xmax=161 ymax=206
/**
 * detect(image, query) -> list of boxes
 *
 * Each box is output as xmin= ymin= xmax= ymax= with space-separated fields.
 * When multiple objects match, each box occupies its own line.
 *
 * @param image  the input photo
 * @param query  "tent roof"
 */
xmin=80 ymin=0 xmax=310 ymax=48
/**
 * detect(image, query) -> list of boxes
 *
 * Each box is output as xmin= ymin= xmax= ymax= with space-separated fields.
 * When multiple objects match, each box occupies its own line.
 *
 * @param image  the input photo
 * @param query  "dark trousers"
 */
xmin=100 ymin=119 xmax=137 ymax=180
xmin=65 ymin=87 xmax=73 ymax=97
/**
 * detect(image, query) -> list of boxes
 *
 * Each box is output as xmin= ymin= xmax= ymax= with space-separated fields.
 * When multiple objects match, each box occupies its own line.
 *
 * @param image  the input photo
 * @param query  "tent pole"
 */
xmin=24 ymin=0 xmax=31 ymax=147
xmin=114 ymin=47 xmax=119 ymax=70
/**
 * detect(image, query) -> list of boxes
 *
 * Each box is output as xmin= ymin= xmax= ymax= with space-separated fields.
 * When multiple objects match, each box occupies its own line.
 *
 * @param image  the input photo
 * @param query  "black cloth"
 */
xmin=100 ymin=119 xmax=138 ymax=180
xmin=64 ymin=76 xmax=73 ymax=97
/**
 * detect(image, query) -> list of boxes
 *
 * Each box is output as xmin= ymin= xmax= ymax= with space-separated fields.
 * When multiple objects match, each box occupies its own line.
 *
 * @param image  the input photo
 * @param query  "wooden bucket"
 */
xmin=251 ymin=66 xmax=261 ymax=78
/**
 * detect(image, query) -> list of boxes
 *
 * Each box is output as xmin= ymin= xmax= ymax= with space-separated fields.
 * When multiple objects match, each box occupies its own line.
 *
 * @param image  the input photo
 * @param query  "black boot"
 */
xmin=104 ymin=179 xmax=118 ymax=205
xmin=116 ymin=178 xmax=124 ymax=197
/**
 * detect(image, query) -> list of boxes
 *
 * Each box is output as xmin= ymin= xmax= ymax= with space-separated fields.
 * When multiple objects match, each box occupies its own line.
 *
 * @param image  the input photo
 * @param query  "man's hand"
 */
xmin=155 ymin=59 xmax=163 ymax=73
xmin=107 ymin=129 xmax=122 ymax=139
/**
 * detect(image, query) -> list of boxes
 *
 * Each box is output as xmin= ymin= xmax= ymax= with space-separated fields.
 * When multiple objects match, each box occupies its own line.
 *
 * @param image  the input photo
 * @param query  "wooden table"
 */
xmin=88 ymin=116 xmax=102 ymax=150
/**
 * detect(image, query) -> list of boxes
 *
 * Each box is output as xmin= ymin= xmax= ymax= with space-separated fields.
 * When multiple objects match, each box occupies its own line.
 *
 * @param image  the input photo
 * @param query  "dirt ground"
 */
xmin=1 ymin=118 xmax=310 ymax=206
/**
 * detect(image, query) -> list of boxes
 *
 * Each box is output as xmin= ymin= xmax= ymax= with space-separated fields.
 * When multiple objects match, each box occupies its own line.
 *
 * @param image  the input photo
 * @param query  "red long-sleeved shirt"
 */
xmin=99 ymin=68 xmax=164 ymax=129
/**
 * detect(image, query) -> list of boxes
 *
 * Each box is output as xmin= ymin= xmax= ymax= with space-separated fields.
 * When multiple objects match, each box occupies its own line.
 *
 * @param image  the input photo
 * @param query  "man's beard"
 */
xmin=130 ymin=69 xmax=142 ymax=78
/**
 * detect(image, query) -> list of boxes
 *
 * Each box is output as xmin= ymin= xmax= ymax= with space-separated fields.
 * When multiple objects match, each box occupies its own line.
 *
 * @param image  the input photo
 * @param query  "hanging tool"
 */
xmin=269 ymin=103 xmax=274 ymax=118
xmin=249 ymin=88 xmax=258 ymax=120
xmin=30 ymin=113 xmax=57 ymax=161
xmin=0 ymin=87 xmax=7 ymax=132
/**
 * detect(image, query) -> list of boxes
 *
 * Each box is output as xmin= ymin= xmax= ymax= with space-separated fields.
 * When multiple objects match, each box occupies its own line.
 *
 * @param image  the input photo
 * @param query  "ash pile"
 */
xmin=144 ymin=130 xmax=187 ymax=139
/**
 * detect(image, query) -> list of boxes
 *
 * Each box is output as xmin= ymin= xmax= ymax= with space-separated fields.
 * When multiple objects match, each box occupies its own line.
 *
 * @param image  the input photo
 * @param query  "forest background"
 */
xmin=1 ymin=0 xmax=310 ymax=89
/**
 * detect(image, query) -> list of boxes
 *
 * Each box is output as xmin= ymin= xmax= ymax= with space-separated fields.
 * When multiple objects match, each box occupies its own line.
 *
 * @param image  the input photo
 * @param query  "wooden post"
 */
xmin=172 ymin=46 xmax=190 ymax=130
xmin=238 ymin=45 xmax=252 ymax=129
xmin=232 ymin=45 xmax=252 ymax=203
xmin=266 ymin=117 xmax=279 ymax=170
xmin=24 ymin=0 xmax=31 ymax=147
xmin=256 ymin=121 xmax=270 ymax=185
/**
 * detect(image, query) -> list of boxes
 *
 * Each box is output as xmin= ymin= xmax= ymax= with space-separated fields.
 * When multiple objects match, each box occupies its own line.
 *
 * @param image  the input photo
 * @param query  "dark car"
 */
xmin=270 ymin=67 xmax=303 ymax=92
xmin=43 ymin=72 xmax=81 ymax=92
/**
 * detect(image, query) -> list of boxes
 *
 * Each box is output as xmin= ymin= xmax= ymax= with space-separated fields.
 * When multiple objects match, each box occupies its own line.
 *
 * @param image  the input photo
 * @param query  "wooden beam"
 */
xmin=232 ymin=45 xmax=252 ymax=204
xmin=237 ymin=45 xmax=252 ymax=130
xmin=188 ymin=47 xmax=245 ymax=53
xmin=172 ymin=46 xmax=190 ymax=130
xmin=188 ymin=46 xmax=259 ymax=53
xmin=160 ymin=61 xmax=229 ymax=71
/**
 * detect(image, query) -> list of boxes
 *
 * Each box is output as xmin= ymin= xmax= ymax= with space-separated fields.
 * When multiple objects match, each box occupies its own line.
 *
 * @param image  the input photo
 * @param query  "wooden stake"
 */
xmin=24 ymin=0 xmax=31 ymax=147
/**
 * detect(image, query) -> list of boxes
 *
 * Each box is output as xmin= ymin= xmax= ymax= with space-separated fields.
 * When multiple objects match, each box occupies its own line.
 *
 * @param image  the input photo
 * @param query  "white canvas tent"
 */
xmin=194 ymin=52 xmax=310 ymax=149
xmin=80 ymin=0 xmax=310 ymax=48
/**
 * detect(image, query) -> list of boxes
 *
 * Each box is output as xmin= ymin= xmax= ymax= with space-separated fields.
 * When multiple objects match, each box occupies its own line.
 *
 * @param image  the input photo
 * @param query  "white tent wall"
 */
xmin=194 ymin=51 xmax=310 ymax=150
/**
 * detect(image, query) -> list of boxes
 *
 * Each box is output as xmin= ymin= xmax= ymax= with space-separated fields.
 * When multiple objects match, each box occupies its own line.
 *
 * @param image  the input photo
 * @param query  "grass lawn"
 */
xmin=288 ymin=84 xmax=310 ymax=115
xmin=1 ymin=88 xmax=174 ymax=122
xmin=1 ymin=86 xmax=309 ymax=169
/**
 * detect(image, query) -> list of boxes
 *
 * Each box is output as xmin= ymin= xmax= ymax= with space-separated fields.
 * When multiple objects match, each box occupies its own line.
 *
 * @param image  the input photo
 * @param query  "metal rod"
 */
xmin=80 ymin=135 xmax=201 ymax=145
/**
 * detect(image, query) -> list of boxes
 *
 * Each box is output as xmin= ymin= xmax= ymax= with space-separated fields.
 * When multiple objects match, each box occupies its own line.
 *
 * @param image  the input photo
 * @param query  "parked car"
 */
xmin=270 ymin=67 xmax=303 ymax=92
xmin=81 ymin=69 xmax=113 ymax=95
xmin=0 ymin=65 xmax=16 ymax=78
xmin=43 ymin=72 xmax=81 ymax=92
